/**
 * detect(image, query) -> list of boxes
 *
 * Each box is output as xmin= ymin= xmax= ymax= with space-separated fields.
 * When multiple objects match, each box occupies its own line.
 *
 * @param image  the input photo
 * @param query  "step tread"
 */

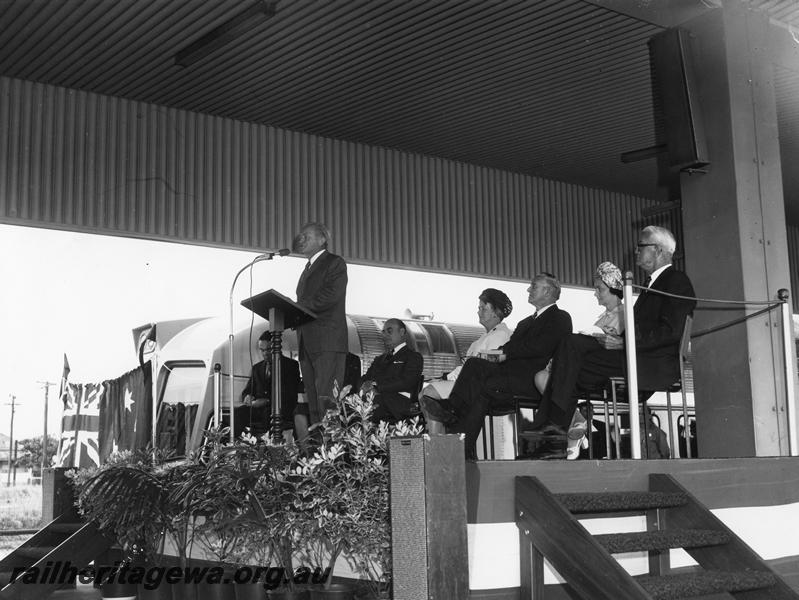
xmin=48 ymin=522 xmax=84 ymax=534
xmin=595 ymin=528 xmax=730 ymax=554
xmin=15 ymin=546 xmax=56 ymax=560
xmin=636 ymin=569 xmax=776 ymax=600
xmin=554 ymin=491 xmax=688 ymax=513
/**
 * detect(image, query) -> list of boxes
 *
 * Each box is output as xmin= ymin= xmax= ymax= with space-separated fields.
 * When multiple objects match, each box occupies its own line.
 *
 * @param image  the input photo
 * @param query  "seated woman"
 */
xmin=360 ymin=318 xmax=424 ymax=423
xmin=533 ymin=261 xmax=624 ymax=458
xmin=421 ymin=288 xmax=513 ymax=433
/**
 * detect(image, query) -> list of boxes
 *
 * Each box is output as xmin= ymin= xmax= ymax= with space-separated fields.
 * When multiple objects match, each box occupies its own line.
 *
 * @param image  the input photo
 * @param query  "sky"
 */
xmin=0 ymin=223 xmax=598 ymax=441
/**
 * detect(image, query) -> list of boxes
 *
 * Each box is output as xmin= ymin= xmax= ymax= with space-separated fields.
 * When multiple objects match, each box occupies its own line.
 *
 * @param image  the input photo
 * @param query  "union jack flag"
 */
xmin=56 ymin=382 xmax=102 ymax=468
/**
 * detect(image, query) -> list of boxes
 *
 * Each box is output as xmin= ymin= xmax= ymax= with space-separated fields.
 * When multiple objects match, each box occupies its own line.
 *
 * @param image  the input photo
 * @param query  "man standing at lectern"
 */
xmin=293 ymin=222 xmax=348 ymax=428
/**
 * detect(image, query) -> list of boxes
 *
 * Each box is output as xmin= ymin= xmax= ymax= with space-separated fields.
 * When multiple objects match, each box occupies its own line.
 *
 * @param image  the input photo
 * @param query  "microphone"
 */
xmin=254 ymin=248 xmax=291 ymax=261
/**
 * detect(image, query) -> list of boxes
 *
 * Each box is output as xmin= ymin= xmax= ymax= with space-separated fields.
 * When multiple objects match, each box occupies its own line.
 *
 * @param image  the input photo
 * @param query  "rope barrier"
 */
xmin=629 ymin=283 xmax=786 ymax=340
xmin=690 ymin=305 xmax=779 ymax=339
xmin=630 ymin=283 xmax=783 ymax=307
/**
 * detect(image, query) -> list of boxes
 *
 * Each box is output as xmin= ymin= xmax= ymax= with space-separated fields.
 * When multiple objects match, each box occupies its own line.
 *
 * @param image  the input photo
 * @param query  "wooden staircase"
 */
xmin=516 ymin=473 xmax=799 ymax=599
xmin=0 ymin=514 xmax=113 ymax=600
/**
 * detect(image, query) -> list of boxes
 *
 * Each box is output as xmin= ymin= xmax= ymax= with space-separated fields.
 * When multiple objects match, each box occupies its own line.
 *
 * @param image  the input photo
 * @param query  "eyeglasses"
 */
xmin=636 ymin=243 xmax=658 ymax=249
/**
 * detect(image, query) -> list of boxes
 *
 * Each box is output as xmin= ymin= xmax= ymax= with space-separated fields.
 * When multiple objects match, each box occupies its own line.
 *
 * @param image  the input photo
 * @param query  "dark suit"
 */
xmin=447 ymin=305 xmax=573 ymax=457
xmin=362 ymin=345 xmax=424 ymax=423
xmin=542 ymin=266 xmax=696 ymax=427
xmin=234 ymin=355 xmax=301 ymax=437
xmin=295 ymin=250 xmax=348 ymax=423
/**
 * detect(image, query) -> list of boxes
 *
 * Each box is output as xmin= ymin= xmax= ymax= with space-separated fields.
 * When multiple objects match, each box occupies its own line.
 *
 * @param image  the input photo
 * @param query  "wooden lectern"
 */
xmin=241 ymin=289 xmax=316 ymax=442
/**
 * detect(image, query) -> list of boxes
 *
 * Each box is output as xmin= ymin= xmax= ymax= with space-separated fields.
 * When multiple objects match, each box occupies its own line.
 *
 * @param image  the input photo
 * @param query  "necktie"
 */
xmin=643 ymin=276 xmax=652 ymax=288
xmin=297 ymin=260 xmax=312 ymax=293
xmin=532 ymin=312 xmax=538 ymax=320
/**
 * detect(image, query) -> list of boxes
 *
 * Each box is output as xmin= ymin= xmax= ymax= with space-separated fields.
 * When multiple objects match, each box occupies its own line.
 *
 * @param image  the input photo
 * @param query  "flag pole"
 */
xmin=55 ymin=354 xmax=70 ymax=466
xmin=72 ymin=384 xmax=81 ymax=468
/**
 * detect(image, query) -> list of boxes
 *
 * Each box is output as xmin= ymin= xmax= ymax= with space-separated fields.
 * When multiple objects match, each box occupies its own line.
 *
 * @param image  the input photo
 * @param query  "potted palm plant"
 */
xmin=168 ymin=429 xmax=242 ymax=600
xmin=295 ymin=390 xmax=423 ymax=599
xmin=241 ymin=436 xmax=309 ymax=600
xmin=175 ymin=426 xmax=311 ymax=600
xmin=69 ymin=449 xmax=175 ymax=600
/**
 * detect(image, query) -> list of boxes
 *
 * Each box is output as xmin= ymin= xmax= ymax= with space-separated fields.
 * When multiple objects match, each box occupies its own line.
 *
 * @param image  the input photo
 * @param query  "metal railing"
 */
xmin=622 ymin=273 xmax=797 ymax=458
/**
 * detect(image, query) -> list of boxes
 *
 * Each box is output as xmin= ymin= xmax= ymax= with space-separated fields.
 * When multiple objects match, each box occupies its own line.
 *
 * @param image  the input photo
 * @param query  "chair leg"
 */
xmin=642 ymin=400 xmax=649 ymax=460
xmin=512 ymin=403 xmax=519 ymax=459
xmin=489 ymin=415 xmax=496 ymax=460
xmin=665 ymin=391 xmax=676 ymax=459
xmin=481 ymin=418 xmax=488 ymax=460
xmin=680 ymin=386 xmax=692 ymax=458
xmin=610 ymin=383 xmax=622 ymax=459
xmin=603 ymin=398 xmax=612 ymax=459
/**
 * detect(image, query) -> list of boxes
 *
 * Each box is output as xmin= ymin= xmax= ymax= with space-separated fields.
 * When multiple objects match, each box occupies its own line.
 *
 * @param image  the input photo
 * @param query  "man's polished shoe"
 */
xmin=419 ymin=395 xmax=457 ymax=426
xmin=522 ymin=423 xmax=567 ymax=443
xmin=524 ymin=439 xmax=568 ymax=460
xmin=527 ymin=418 xmax=567 ymax=434
xmin=539 ymin=423 xmax=568 ymax=437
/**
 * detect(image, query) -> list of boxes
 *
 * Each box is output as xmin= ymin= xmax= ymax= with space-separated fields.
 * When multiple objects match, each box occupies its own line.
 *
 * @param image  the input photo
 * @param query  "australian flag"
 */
xmin=98 ymin=365 xmax=152 ymax=461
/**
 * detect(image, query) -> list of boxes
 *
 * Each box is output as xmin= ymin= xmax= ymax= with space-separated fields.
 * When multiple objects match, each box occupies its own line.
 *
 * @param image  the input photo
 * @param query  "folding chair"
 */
xmin=480 ymin=391 xmax=540 ymax=459
xmin=582 ymin=315 xmax=693 ymax=459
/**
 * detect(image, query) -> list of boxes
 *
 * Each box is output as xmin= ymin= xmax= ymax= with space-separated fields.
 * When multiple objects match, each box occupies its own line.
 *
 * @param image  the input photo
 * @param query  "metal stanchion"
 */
xmin=227 ymin=329 xmax=236 ymax=443
xmin=213 ymin=363 xmax=222 ymax=428
xmin=622 ymin=272 xmax=641 ymax=459
xmin=228 ymin=250 xmax=291 ymax=443
xmin=778 ymin=289 xmax=798 ymax=456
xmin=150 ymin=354 xmax=158 ymax=464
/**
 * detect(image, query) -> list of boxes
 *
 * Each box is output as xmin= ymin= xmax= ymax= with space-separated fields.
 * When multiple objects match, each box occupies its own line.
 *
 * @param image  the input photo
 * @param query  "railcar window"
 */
xmin=156 ymin=364 xmax=206 ymax=457
xmin=410 ymin=325 xmax=430 ymax=355
xmin=160 ymin=365 xmax=206 ymax=406
xmin=420 ymin=324 xmax=455 ymax=354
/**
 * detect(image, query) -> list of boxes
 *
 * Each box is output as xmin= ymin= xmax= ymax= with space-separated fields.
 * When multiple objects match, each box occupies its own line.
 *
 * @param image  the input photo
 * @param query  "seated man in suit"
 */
xmin=528 ymin=226 xmax=696 ymax=459
xmin=237 ymin=330 xmax=302 ymax=438
xmin=360 ymin=318 xmax=424 ymax=423
xmin=420 ymin=273 xmax=573 ymax=459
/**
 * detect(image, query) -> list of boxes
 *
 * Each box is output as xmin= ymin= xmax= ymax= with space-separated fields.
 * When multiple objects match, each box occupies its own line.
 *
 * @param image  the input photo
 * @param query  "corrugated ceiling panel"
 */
xmin=0 ymin=76 xmax=662 ymax=287
xmin=0 ymin=0 xmax=666 ymax=200
xmin=3 ymin=0 xmax=799 ymax=213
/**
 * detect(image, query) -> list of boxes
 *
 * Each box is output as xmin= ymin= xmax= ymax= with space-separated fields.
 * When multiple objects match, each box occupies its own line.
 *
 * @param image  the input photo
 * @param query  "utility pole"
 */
xmin=37 ymin=381 xmax=55 ymax=480
xmin=12 ymin=440 xmax=18 ymax=485
xmin=6 ymin=394 xmax=16 ymax=486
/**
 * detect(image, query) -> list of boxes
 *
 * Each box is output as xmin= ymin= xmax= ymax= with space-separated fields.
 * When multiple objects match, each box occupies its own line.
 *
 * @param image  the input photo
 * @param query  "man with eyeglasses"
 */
xmin=525 ymin=225 xmax=696 ymax=459
xmin=360 ymin=318 xmax=424 ymax=423
xmin=236 ymin=330 xmax=302 ymax=439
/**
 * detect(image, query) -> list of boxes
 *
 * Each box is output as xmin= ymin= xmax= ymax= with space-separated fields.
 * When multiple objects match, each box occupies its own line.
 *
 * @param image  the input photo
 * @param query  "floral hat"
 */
xmin=595 ymin=261 xmax=623 ymax=291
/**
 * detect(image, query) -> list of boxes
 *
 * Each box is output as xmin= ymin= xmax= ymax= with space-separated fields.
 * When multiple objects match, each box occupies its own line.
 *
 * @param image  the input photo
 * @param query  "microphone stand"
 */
xmin=228 ymin=251 xmax=282 ymax=442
